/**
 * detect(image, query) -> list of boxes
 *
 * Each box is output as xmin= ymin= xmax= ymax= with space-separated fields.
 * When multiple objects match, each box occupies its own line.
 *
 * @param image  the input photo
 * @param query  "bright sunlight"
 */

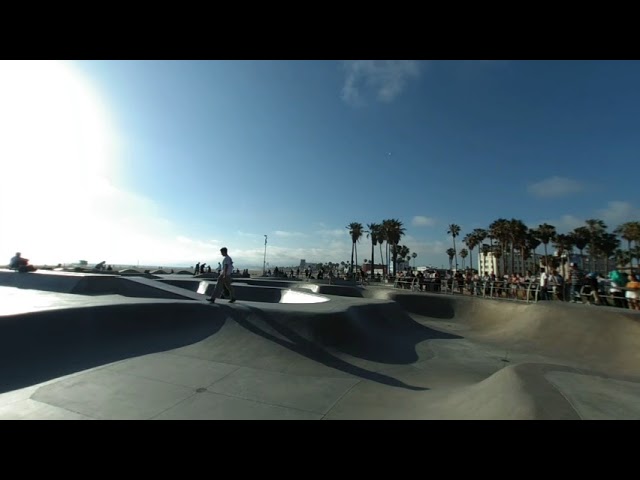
xmin=0 ymin=60 xmax=118 ymax=264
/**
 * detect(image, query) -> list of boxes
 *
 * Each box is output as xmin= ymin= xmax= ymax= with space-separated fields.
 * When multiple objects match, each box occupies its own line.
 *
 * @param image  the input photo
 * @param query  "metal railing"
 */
xmin=391 ymin=277 xmax=639 ymax=309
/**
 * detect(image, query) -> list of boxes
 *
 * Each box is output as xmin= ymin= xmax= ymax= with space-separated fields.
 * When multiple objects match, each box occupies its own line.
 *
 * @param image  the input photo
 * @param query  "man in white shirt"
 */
xmin=207 ymin=247 xmax=236 ymax=303
xmin=539 ymin=268 xmax=549 ymax=300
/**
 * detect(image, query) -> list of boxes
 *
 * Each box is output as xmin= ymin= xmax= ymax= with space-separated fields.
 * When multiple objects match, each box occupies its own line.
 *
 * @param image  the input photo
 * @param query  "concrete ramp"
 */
xmin=0 ymin=302 xmax=225 ymax=394
xmin=367 ymin=290 xmax=640 ymax=377
xmin=2 ymin=284 xmax=640 ymax=419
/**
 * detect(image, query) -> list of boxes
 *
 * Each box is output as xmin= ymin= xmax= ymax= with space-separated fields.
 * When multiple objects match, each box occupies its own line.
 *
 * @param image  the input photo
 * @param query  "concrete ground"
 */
xmin=1 ymin=269 xmax=639 ymax=420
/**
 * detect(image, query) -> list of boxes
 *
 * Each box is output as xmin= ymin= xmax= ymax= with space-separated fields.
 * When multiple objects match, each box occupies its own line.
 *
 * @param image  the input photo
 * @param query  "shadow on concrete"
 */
xmin=323 ymin=303 xmax=462 ymax=363
xmin=385 ymin=293 xmax=456 ymax=319
xmin=0 ymin=303 xmax=225 ymax=394
xmin=231 ymin=304 xmax=460 ymax=391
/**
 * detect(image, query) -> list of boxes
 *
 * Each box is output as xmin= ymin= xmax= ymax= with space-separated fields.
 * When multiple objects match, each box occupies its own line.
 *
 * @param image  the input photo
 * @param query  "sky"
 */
xmin=1 ymin=60 xmax=639 ymax=270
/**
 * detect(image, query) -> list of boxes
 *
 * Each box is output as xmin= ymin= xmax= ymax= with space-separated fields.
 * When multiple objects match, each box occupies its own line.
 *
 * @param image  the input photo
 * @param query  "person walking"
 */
xmin=207 ymin=247 xmax=236 ymax=303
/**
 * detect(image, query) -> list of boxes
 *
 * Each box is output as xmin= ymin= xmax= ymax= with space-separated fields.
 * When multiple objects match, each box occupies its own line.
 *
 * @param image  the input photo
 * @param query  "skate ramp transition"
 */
xmin=1 ymin=270 xmax=640 ymax=419
xmin=0 ymin=271 xmax=329 ymax=304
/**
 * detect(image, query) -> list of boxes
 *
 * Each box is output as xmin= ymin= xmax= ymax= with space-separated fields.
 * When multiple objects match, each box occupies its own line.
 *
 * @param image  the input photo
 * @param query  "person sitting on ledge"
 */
xmin=9 ymin=252 xmax=36 ymax=272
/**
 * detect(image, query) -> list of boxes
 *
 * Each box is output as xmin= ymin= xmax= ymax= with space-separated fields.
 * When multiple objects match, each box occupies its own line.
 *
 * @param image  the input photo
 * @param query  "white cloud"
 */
xmin=527 ymin=176 xmax=585 ymax=198
xmin=532 ymin=215 xmax=583 ymax=233
xmin=412 ymin=216 xmax=436 ymax=227
xmin=595 ymin=201 xmax=640 ymax=227
xmin=236 ymin=231 xmax=262 ymax=238
xmin=316 ymin=229 xmax=346 ymax=237
xmin=537 ymin=201 xmax=640 ymax=234
xmin=341 ymin=60 xmax=422 ymax=107
xmin=274 ymin=230 xmax=306 ymax=237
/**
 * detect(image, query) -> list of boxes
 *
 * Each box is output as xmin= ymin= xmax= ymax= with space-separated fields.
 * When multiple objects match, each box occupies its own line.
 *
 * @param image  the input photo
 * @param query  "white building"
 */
xmin=476 ymin=250 xmax=539 ymax=276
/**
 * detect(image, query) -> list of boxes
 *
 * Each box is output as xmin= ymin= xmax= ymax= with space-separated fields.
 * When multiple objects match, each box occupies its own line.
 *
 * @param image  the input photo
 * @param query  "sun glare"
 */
xmin=0 ymin=60 xmax=117 ymax=264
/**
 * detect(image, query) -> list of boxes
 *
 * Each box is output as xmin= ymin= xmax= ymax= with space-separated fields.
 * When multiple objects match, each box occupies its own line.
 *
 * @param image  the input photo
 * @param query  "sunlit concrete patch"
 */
xmin=280 ymin=289 xmax=328 ymax=304
xmin=0 ymin=398 xmax=93 ymax=420
xmin=0 ymin=287 xmax=72 ymax=316
xmin=32 ymin=368 xmax=195 ymax=420
xmin=545 ymin=371 xmax=640 ymax=420
xmin=153 ymin=391 xmax=322 ymax=420
xmin=206 ymin=366 xmax=360 ymax=415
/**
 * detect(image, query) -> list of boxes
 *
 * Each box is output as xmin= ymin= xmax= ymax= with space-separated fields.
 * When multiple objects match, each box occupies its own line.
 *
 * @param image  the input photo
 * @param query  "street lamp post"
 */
xmin=263 ymin=235 xmax=268 ymax=275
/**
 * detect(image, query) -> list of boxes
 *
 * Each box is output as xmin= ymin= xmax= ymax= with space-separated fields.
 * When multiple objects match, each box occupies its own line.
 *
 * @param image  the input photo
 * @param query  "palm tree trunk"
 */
xmin=355 ymin=243 xmax=358 ymax=271
xmin=350 ymin=242 xmax=354 ymax=275
xmin=371 ymin=242 xmax=375 ymax=280
xmin=453 ymin=238 xmax=458 ymax=271
xmin=387 ymin=243 xmax=390 ymax=275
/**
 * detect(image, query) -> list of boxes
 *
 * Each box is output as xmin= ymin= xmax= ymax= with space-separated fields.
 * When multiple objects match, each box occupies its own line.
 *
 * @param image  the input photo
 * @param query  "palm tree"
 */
xmin=492 ymin=245 xmax=502 ymax=275
xmin=535 ymin=223 xmax=556 ymax=271
xmin=463 ymin=233 xmax=477 ymax=272
xmin=585 ymin=219 xmax=607 ymax=272
xmin=594 ymin=232 xmax=620 ymax=274
xmin=397 ymin=245 xmax=410 ymax=271
xmin=446 ymin=248 xmax=455 ymax=270
xmin=509 ymin=219 xmax=528 ymax=275
xmin=526 ymin=232 xmax=541 ymax=273
xmin=346 ymin=222 xmax=363 ymax=276
xmin=386 ymin=218 xmax=405 ymax=276
xmin=614 ymin=221 xmax=640 ymax=268
xmin=459 ymin=248 xmax=468 ymax=270
xmin=552 ymin=233 xmax=573 ymax=276
xmin=381 ymin=219 xmax=392 ymax=275
xmin=480 ymin=244 xmax=491 ymax=274
xmin=366 ymin=223 xmax=381 ymax=279
xmin=571 ymin=227 xmax=590 ymax=270
xmin=411 ymin=252 xmax=417 ymax=268
xmin=472 ymin=228 xmax=488 ymax=272
xmin=615 ymin=249 xmax=631 ymax=269
xmin=489 ymin=219 xmax=509 ymax=276
xmin=447 ymin=224 xmax=461 ymax=271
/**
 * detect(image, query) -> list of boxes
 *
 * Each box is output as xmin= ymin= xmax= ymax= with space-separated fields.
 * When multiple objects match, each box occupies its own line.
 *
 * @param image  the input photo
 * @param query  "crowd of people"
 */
xmin=393 ymin=263 xmax=640 ymax=310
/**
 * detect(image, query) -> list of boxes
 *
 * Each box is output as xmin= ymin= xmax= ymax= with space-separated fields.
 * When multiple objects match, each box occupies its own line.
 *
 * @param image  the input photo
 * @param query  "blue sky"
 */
xmin=1 ymin=60 xmax=639 ymax=269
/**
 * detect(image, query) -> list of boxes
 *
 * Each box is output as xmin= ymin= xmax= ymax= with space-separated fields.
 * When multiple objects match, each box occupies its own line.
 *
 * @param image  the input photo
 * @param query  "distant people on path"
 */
xmin=625 ymin=273 xmax=639 ymax=310
xmin=585 ymin=273 xmax=601 ymax=305
xmin=609 ymin=270 xmax=627 ymax=308
xmin=207 ymin=247 xmax=236 ymax=303
xmin=548 ymin=268 xmax=564 ymax=301
xmin=194 ymin=262 xmax=200 ymax=276
xmin=9 ymin=252 xmax=36 ymax=272
xmin=569 ymin=263 xmax=584 ymax=303
xmin=539 ymin=268 xmax=550 ymax=300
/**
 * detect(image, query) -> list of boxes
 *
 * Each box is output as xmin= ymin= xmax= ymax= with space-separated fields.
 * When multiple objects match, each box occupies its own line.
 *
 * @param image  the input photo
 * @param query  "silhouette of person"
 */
xmin=207 ymin=247 xmax=236 ymax=303
xmin=9 ymin=252 xmax=35 ymax=272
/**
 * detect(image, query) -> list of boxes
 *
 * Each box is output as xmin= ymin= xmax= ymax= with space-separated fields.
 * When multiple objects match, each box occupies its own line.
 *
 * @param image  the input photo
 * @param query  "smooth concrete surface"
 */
xmin=1 ymin=270 xmax=640 ymax=419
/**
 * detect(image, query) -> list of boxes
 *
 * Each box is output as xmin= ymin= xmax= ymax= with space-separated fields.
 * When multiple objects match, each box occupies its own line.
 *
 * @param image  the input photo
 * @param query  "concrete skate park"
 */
xmin=1 ymin=269 xmax=639 ymax=420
